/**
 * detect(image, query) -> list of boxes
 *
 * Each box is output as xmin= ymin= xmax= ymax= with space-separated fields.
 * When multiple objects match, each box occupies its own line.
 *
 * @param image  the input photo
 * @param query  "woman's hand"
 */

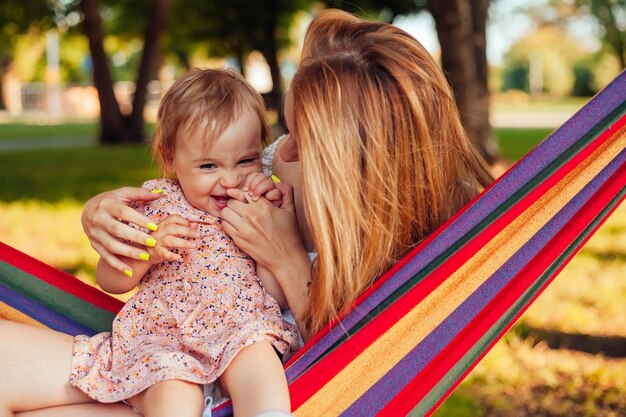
xmin=221 ymin=182 xmax=312 ymax=329
xmin=241 ymin=172 xmax=283 ymax=207
xmin=81 ymin=187 xmax=163 ymax=274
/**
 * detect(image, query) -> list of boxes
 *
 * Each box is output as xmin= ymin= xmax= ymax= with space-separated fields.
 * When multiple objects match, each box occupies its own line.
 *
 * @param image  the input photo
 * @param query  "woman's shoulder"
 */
xmin=262 ymin=135 xmax=286 ymax=177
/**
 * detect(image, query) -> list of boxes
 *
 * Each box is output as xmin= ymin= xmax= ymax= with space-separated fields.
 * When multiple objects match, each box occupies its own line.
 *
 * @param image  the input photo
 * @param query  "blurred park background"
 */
xmin=0 ymin=0 xmax=625 ymax=416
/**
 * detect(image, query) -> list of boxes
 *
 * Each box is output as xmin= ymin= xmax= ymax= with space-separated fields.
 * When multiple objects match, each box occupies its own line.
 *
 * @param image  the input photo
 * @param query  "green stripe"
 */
xmin=0 ymin=261 xmax=116 ymax=332
xmin=304 ymin=103 xmax=626 ymax=372
xmin=412 ymin=185 xmax=626 ymax=417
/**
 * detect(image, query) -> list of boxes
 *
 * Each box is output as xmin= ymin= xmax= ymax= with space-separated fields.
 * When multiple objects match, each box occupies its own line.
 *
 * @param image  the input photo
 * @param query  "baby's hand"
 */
xmin=146 ymin=214 xmax=197 ymax=263
xmin=240 ymin=172 xmax=283 ymax=207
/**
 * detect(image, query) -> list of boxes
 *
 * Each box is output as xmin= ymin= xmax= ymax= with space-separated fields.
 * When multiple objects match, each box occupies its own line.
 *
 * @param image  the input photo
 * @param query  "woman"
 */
xmin=5 ymin=9 xmax=492 ymax=417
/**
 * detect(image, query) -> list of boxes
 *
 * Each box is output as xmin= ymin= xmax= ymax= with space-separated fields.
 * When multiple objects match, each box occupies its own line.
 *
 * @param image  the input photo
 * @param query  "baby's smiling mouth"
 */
xmin=212 ymin=195 xmax=230 ymax=209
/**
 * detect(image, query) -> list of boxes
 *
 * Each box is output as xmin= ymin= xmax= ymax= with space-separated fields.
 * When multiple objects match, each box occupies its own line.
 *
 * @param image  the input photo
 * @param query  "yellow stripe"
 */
xmin=295 ymin=130 xmax=626 ymax=417
xmin=0 ymin=301 xmax=48 ymax=328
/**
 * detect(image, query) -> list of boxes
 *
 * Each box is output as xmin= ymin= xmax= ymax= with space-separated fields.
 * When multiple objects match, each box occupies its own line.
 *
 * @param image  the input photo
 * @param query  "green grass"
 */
xmin=494 ymin=127 xmax=554 ymax=162
xmin=0 ymin=122 xmax=98 ymax=140
xmin=0 ymin=121 xmax=156 ymax=141
xmin=0 ymin=145 xmax=159 ymax=202
xmin=491 ymin=96 xmax=589 ymax=113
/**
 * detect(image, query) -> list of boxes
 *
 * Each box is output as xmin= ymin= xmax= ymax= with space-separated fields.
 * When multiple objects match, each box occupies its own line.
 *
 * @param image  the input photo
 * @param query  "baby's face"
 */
xmin=171 ymin=109 xmax=264 ymax=217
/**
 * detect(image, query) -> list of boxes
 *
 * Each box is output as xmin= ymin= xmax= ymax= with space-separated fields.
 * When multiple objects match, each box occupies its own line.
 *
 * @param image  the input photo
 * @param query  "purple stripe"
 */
xmin=340 ymin=148 xmax=626 ymax=416
xmin=0 ymin=284 xmax=98 ymax=336
xmin=212 ymin=404 xmax=233 ymax=417
xmin=287 ymin=70 xmax=626 ymax=380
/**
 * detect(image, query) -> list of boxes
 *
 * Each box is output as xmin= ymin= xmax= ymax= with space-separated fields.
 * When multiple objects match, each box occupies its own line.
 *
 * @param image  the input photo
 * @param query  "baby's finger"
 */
xmin=248 ymin=179 xmax=277 ymax=201
xmin=154 ymin=246 xmax=182 ymax=262
xmin=241 ymin=172 xmax=267 ymax=193
xmin=158 ymin=234 xmax=197 ymax=251
xmin=156 ymin=224 xmax=199 ymax=243
xmin=158 ymin=214 xmax=192 ymax=227
xmin=226 ymin=188 xmax=248 ymax=203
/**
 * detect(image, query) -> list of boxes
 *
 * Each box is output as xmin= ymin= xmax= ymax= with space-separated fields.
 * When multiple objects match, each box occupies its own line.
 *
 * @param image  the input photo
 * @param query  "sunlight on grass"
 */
xmin=0 ymin=199 xmax=98 ymax=284
xmin=521 ymin=203 xmax=626 ymax=337
xmin=455 ymin=335 xmax=626 ymax=416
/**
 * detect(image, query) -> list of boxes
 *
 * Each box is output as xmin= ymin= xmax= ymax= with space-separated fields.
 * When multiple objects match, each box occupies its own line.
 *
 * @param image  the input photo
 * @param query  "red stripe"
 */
xmin=378 ymin=161 xmax=626 ymax=417
xmin=0 ymin=242 xmax=124 ymax=313
xmin=289 ymin=118 xmax=621 ymax=408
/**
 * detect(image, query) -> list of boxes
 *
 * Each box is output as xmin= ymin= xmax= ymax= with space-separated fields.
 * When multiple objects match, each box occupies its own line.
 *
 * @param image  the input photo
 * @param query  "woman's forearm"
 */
xmin=270 ymin=249 xmax=313 ymax=337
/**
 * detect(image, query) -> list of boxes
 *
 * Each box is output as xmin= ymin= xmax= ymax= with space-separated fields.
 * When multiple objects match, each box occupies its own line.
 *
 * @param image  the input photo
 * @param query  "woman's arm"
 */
xmin=82 ymin=186 xmax=194 ymax=274
xmin=96 ymin=214 xmax=198 ymax=294
xmin=82 ymin=187 xmax=161 ymax=273
xmin=221 ymin=185 xmax=312 ymax=335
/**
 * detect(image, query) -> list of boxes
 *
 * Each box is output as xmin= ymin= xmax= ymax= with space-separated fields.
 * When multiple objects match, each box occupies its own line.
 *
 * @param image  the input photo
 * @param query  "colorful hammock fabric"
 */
xmin=1 ymin=69 xmax=625 ymax=417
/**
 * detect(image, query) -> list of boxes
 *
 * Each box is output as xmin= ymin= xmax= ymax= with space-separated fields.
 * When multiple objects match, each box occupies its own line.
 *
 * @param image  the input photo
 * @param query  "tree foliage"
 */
xmin=576 ymin=0 xmax=626 ymax=69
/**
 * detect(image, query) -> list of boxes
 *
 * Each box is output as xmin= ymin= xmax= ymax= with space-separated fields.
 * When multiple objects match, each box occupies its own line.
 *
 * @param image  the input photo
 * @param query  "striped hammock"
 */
xmin=1 ymin=69 xmax=625 ymax=417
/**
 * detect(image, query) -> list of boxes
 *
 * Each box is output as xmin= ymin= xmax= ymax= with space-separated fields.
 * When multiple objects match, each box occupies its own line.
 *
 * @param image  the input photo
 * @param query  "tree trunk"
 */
xmin=128 ymin=0 xmax=172 ymax=141
xmin=259 ymin=0 xmax=282 ymax=112
xmin=80 ymin=0 xmax=127 ymax=144
xmin=0 ymin=58 xmax=9 ymax=110
xmin=471 ymin=0 xmax=499 ymax=161
xmin=428 ymin=0 xmax=498 ymax=163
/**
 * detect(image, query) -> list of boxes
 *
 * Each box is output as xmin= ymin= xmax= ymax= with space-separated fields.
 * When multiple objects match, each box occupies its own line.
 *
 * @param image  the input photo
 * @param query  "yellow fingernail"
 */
xmin=139 ymin=252 xmax=150 ymax=261
xmin=152 ymin=189 xmax=163 ymax=193
xmin=123 ymin=269 xmax=133 ymax=278
xmin=145 ymin=237 xmax=157 ymax=247
xmin=147 ymin=222 xmax=158 ymax=232
xmin=271 ymin=175 xmax=281 ymax=183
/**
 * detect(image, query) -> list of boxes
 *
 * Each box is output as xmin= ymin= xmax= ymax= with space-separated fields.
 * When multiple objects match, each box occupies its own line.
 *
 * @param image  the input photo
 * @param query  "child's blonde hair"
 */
xmin=153 ymin=68 xmax=271 ymax=177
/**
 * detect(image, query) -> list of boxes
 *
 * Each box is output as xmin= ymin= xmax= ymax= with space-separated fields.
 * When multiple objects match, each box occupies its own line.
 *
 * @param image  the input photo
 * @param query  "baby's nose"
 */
xmin=220 ymin=172 xmax=243 ymax=188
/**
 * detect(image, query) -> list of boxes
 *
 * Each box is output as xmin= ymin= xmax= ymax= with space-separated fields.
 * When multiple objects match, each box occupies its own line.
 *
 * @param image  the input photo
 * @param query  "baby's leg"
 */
xmin=127 ymin=380 xmax=203 ymax=417
xmin=219 ymin=341 xmax=290 ymax=417
xmin=0 ymin=320 xmax=95 ymax=416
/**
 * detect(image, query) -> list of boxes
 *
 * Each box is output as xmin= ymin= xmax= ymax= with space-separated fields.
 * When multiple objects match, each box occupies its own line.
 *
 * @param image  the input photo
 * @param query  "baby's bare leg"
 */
xmin=220 ymin=341 xmax=290 ymax=417
xmin=127 ymin=380 xmax=203 ymax=417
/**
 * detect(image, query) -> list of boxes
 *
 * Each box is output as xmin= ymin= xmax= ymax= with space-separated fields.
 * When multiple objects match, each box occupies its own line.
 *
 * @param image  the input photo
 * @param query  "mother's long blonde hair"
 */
xmin=291 ymin=9 xmax=493 ymax=335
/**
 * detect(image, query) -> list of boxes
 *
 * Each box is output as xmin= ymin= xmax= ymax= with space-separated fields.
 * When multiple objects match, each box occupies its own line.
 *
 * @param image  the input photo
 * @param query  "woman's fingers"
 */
xmin=81 ymin=187 xmax=164 ymax=263
xmin=264 ymin=189 xmax=283 ymax=206
xmin=90 ymin=241 xmax=132 ymax=274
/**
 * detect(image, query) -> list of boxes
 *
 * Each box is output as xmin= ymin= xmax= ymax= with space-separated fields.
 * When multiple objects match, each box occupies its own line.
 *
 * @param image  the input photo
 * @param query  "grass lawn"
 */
xmin=0 ymin=121 xmax=98 ymax=140
xmin=495 ymin=127 xmax=554 ymax=162
xmin=0 ymin=124 xmax=624 ymax=417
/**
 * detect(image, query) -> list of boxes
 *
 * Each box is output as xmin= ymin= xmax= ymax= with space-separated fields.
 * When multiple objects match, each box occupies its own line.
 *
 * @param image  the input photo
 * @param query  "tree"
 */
xmin=428 ymin=0 xmax=498 ymax=163
xmin=173 ymin=0 xmax=312 ymax=111
xmin=0 ymin=1 xmax=54 ymax=109
xmin=576 ymin=0 xmax=626 ymax=69
xmin=77 ymin=0 xmax=172 ymax=143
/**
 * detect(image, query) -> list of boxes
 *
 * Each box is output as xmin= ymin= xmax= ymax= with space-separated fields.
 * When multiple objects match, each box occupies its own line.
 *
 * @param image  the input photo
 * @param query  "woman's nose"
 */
xmin=219 ymin=171 xmax=243 ymax=188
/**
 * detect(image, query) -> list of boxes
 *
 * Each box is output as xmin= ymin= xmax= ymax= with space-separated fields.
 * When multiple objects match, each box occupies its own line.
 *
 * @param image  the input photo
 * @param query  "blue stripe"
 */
xmin=0 ymin=284 xmax=99 ymax=336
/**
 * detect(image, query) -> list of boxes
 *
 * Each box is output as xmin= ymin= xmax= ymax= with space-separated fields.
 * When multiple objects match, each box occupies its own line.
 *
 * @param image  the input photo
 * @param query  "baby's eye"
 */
xmin=238 ymin=158 xmax=258 ymax=166
xmin=200 ymin=163 xmax=216 ymax=170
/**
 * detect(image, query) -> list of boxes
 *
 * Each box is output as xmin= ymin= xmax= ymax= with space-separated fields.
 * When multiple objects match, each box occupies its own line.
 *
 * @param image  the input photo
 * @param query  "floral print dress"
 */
xmin=70 ymin=178 xmax=297 ymax=402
